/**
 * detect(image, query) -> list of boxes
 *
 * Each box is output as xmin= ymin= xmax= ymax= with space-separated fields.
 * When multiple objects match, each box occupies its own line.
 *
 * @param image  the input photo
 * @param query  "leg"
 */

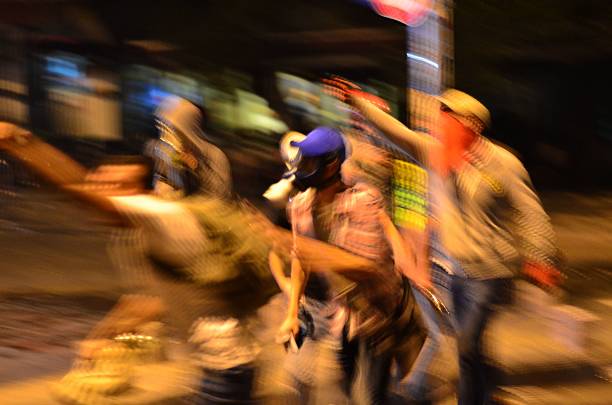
xmin=452 ymin=277 xmax=511 ymax=405
xmin=338 ymin=324 xmax=360 ymax=397
xmin=350 ymin=339 xmax=393 ymax=405
xmin=194 ymin=365 xmax=256 ymax=404
xmin=397 ymin=266 xmax=458 ymax=401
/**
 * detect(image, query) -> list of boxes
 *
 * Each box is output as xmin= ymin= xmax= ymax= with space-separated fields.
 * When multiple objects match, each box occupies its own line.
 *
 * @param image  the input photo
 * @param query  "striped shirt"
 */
xmin=288 ymin=184 xmax=404 ymax=336
xmin=436 ymin=137 xmax=558 ymax=279
xmin=288 ymin=184 xmax=392 ymax=265
xmin=352 ymin=95 xmax=558 ymax=280
xmin=329 ymin=183 xmax=392 ymax=265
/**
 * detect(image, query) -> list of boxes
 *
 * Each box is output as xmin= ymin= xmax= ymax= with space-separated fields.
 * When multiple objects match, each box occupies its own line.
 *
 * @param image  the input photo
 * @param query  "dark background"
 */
xmin=0 ymin=0 xmax=610 ymax=190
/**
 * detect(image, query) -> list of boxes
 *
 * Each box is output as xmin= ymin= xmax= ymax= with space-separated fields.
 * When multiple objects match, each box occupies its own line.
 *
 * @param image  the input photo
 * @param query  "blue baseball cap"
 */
xmin=290 ymin=127 xmax=345 ymax=157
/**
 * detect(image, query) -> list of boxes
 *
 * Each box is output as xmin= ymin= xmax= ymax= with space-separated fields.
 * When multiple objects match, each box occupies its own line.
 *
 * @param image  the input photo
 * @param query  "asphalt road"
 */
xmin=0 ymin=188 xmax=610 ymax=402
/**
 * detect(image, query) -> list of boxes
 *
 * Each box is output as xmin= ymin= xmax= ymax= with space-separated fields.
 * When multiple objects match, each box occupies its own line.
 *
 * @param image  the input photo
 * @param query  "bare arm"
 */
xmin=287 ymin=256 xmax=308 ymax=319
xmin=268 ymin=249 xmax=291 ymax=296
xmin=350 ymin=93 xmax=437 ymax=165
xmin=379 ymin=210 xmax=432 ymax=289
xmin=503 ymin=152 xmax=561 ymax=287
xmin=277 ymin=255 xmax=308 ymax=340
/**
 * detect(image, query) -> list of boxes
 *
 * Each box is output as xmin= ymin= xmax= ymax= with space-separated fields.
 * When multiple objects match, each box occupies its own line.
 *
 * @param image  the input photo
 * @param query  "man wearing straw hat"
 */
xmin=337 ymin=85 xmax=562 ymax=405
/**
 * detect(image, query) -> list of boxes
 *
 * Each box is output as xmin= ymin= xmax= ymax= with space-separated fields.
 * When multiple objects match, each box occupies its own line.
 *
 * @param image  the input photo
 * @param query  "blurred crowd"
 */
xmin=0 ymin=69 xmax=565 ymax=405
xmin=1 ymin=1 xmax=612 ymax=404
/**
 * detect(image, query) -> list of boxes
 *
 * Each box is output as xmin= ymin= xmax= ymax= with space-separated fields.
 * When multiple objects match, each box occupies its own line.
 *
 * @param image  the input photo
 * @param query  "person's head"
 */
xmin=155 ymin=95 xmax=206 ymax=153
xmin=152 ymin=95 xmax=210 ymax=199
xmin=290 ymin=126 xmax=346 ymax=191
xmin=437 ymin=89 xmax=490 ymax=152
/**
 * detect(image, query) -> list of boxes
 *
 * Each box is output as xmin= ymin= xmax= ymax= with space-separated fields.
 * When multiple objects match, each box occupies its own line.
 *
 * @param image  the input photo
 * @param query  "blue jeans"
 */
xmin=397 ymin=264 xmax=458 ymax=401
xmin=452 ymin=276 xmax=512 ymax=405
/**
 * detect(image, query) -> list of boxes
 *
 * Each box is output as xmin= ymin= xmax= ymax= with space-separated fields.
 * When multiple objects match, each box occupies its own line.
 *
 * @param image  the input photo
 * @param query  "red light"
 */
xmin=370 ymin=0 xmax=432 ymax=26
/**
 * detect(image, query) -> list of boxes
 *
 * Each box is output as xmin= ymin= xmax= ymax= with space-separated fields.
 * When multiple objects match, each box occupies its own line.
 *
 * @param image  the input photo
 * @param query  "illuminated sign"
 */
xmin=370 ymin=0 xmax=432 ymax=26
xmin=392 ymin=159 xmax=428 ymax=231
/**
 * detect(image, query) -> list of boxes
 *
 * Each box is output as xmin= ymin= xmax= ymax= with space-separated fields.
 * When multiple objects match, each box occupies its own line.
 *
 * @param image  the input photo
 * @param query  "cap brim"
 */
xmin=435 ymin=94 xmax=490 ymax=128
xmin=435 ymin=95 xmax=463 ymax=115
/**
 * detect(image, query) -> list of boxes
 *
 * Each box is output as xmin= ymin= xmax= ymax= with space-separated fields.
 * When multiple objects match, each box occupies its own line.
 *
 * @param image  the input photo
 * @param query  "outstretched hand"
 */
xmin=0 ymin=122 xmax=31 ymax=143
xmin=322 ymin=75 xmax=361 ymax=103
xmin=276 ymin=316 xmax=300 ymax=353
xmin=322 ymin=76 xmax=391 ymax=112
xmin=523 ymin=262 xmax=564 ymax=291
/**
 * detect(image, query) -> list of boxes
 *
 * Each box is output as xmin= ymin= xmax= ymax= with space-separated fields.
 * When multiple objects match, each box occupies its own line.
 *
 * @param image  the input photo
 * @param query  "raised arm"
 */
xmin=348 ymin=92 xmax=437 ymax=165
xmin=0 ymin=123 xmax=137 ymax=225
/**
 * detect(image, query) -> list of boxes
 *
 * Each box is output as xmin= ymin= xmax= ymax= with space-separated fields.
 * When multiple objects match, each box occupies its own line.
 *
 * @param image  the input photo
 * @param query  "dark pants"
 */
xmin=339 ymin=279 xmax=425 ymax=405
xmin=452 ymin=276 xmax=512 ymax=405
xmin=339 ymin=332 xmax=393 ymax=405
xmin=193 ymin=365 xmax=257 ymax=404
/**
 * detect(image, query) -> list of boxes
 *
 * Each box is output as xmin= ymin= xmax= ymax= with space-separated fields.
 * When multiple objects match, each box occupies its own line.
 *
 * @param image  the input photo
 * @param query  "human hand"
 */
xmin=395 ymin=253 xmax=432 ymax=290
xmin=84 ymin=164 xmax=148 ymax=196
xmin=322 ymin=76 xmax=390 ymax=112
xmin=322 ymin=76 xmax=361 ymax=103
xmin=523 ymin=262 xmax=563 ymax=290
xmin=77 ymin=339 xmax=112 ymax=360
xmin=0 ymin=122 xmax=31 ymax=143
xmin=86 ymin=164 xmax=147 ymax=183
xmin=276 ymin=316 xmax=300 ymax=345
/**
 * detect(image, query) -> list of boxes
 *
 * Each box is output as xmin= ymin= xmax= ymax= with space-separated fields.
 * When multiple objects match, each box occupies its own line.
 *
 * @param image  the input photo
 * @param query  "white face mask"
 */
xmin=263 ymin=176 xmax=297 ymax=208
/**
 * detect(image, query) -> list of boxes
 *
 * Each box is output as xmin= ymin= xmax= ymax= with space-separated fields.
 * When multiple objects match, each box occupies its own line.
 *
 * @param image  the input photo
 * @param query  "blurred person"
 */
xmin=334 ymin=85 xmax=561 ymax=405
xmin=274 ymin=126 xmax=426 ymax=405
xmin=327 ymin=80 xmax=460 ymax=404
xmin=48 ymin=95 xmax=267 ymax=404
xmin=74 ymin=195 xmax=270 ymax=405
xmin=108 ymin=97 xmax=270 ymax=405
xmin=270 ymin=127 xmax=348 ymax=405
xmin=146 ymin=95 xmax=232 ymax=200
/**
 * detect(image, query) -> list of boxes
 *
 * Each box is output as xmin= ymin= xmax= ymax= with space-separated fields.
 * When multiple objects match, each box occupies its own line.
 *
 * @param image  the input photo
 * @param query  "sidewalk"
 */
xmin=2 ymin=361 xmax=199 ymax=405
xmin=1 ymin=287 xmax=610 ymax=405
xmin=489 ymin=283 xmax=612 ymax=404
xmin=0 ymin=190 xmax=611 ymax=404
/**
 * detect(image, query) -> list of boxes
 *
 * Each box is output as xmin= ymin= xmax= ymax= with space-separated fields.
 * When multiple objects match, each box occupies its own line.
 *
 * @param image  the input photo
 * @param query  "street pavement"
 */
xmin=0 ymin=189 xmax=610 ymax=404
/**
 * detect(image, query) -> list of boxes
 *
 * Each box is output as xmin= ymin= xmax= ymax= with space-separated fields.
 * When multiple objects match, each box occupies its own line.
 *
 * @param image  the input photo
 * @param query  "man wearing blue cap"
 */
xmin=274 ymin=126 xmax=349 ymax=404
xmin=276 ymin=126 xmax=424 ymax=404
